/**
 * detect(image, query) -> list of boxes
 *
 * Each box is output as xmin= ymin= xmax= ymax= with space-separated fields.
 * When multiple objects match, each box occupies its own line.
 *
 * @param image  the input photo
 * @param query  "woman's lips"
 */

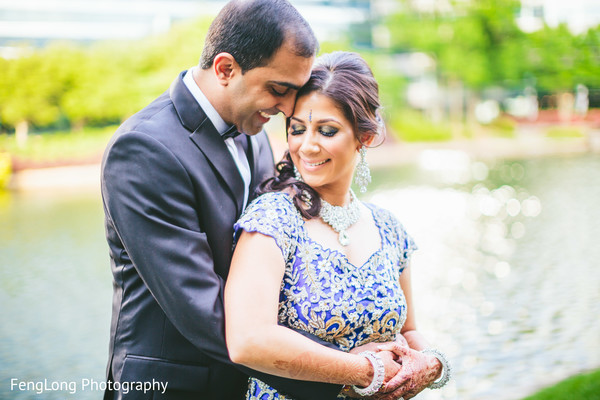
xmin=303 ymin=159 xmax=329 ymax=168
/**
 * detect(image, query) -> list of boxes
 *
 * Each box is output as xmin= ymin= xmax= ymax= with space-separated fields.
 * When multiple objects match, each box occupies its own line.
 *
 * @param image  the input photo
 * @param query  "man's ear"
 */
xmin=213 ymin=52 xmax=238 ymax=86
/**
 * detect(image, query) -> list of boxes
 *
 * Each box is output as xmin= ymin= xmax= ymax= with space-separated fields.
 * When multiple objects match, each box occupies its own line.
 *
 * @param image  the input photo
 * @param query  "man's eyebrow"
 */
xmin=269 ymin=81 xmax=302 ymax=91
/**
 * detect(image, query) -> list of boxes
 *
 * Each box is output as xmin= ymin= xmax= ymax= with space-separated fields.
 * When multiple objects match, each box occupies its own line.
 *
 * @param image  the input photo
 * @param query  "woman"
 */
xmin=225 ymin=52 xmax=450 ymax=399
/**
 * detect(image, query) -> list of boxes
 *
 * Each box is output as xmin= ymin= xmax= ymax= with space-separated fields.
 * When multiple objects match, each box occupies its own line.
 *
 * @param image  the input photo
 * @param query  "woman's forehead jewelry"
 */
xmin=309 ymin=109 xmax=312 ymax=122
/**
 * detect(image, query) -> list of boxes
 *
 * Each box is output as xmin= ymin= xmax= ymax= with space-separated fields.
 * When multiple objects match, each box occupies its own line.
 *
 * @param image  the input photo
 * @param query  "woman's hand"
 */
xmin=349 ymin=341 xmax=402 ymax=382
xmin=394 ymin=334 xmax=409 ymax=348
xmin=375 ymin=342 xmax=442 ymax=399
xmin=343 ymin=342 xmax=402 ymax=398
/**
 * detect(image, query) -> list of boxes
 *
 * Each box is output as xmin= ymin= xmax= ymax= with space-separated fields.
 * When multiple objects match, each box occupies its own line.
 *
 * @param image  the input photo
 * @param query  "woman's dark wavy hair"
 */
xmin=258 ymin=51 xmax=384 ymax=219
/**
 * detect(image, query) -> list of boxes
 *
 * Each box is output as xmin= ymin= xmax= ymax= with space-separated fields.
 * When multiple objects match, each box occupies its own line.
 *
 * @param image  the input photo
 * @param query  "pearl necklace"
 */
xmin=319 ymin=190 xmax=361 ymax=246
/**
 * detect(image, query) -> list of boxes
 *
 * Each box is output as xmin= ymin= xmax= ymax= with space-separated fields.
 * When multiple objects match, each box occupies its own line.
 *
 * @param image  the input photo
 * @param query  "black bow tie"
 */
xmin=221 ymin=125 xmax=242 ymax=140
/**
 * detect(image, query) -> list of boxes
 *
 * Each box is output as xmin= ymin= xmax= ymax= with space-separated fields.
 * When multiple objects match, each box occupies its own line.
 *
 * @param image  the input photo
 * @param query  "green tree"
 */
xmin=0 ymin=47 xmax=64 ymax=145
xmin=526 ymin=24 xmax=578 ymax=91
xmin=60 ymin=43 xmax=143 ymax=129
xmin=573 ymin=26 xmax=600 ymax=88
xmin=385 ymin=0 xmax=525 ymax=88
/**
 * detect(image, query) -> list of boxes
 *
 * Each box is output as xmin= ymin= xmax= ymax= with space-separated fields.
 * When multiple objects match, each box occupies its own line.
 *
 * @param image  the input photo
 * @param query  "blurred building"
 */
xmin=518 ymin=0 xmax=600 ymax=34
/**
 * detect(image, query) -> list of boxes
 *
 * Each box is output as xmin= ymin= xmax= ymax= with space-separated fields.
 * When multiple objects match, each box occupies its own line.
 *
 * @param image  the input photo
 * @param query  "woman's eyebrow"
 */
xmin=290 ymin=116 xmax=341 ymax=124
xmin=316 ymin=118 xmax=340 ymax=124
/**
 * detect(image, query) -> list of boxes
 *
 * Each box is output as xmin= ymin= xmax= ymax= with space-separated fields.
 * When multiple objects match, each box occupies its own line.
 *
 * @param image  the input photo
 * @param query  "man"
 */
xmin=101 ymin=1 xmax=347 ymax=399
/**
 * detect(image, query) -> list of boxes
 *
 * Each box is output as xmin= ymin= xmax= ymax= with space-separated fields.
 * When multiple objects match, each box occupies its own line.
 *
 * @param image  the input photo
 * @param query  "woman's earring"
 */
xmin=354 ymin=146 xmax=371 ymax=193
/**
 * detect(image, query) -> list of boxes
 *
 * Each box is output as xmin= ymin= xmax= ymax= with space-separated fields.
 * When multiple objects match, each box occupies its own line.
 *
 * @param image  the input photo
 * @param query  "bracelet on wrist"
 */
xmin=351 ymin=351 xmax=385 ymax=396
xmin=421 ymin=348 xmax=451 ymax=389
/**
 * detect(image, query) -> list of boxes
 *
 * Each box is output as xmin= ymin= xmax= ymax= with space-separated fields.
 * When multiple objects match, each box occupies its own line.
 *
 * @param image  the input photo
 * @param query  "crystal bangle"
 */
xmin=421 ymin=348 xmax=451 ymax=389
xmin=352 ymin=351 xmax=385 ymax=396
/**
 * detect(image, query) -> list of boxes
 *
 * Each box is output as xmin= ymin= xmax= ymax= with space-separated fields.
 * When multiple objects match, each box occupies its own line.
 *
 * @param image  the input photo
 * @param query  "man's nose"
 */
xmin=277 ymin=95 xmax=295 ymax=118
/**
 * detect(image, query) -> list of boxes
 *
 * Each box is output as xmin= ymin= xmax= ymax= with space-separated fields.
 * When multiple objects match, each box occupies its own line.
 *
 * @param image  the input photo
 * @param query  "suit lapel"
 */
xmin=248 ymin=135 xmax=260 ymax=187
xmin=170 ymin=71 xmax=245 ymax=215
xmin=190 ymin=128 xmax=245 ymax=214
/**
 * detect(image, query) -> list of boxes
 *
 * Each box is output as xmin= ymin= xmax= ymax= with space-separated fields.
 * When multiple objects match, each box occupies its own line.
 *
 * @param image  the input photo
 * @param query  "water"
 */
xmin=368 ymin=152 xmax=600 ymax=399
xmin=1 ymin=153 xmax=599 ymax=399
xmin=0 ymin=191 xmax=112 ymax=399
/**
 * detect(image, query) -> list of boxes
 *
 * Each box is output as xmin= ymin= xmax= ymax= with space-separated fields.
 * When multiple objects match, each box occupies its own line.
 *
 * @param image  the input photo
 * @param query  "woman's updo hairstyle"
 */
xmin=258 ymin=51 xmax=384 ymax=218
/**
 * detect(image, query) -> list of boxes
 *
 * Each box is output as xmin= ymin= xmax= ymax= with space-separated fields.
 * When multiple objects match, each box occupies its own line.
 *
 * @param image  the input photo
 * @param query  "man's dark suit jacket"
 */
xmin=101 ymin=72 xmax=341 ymax=399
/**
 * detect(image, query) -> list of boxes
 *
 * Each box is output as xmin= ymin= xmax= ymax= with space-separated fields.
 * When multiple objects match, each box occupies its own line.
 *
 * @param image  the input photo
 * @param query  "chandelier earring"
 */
xmin=354 ymin=146 xmax=371 ymax=193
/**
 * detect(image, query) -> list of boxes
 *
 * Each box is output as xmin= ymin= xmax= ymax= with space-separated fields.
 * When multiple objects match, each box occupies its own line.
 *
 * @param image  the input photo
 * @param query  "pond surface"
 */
xmin=1 ymin=153 xmax=599 ymax=399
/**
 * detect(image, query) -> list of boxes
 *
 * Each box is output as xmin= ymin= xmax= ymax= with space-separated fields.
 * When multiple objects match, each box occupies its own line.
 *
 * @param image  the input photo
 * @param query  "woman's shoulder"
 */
xmin=364 ymin=201 xmax=417 ymax=255
xmin=241 ymin=191 xmax=300 ymax=223
xmin=235 ymin=191 xmax=303 ymax=256
xmin=247 ymin=191 xmax=295 ymax=211
xmin=364 ymin=201 xmax=400 ymax=227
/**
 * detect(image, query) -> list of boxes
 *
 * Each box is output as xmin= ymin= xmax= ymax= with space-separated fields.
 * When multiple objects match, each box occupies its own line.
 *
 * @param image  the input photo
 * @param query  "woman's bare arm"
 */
xmin=225 ymin=230 xmax=401 ymax=388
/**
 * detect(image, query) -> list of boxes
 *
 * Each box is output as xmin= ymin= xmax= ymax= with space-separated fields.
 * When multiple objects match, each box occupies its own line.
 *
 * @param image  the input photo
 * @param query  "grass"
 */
xmin=0 ymin=126 xmax=116 ymax=164
xmin=388 ymin=109 xmax=453 ymax=142
xmin=522 ymin=369 xmax=600 ymax=400
xmin=546 ymin=126 xmax=585 ymax=139
xmin=487 ymin=115 xmax=517 ymax=138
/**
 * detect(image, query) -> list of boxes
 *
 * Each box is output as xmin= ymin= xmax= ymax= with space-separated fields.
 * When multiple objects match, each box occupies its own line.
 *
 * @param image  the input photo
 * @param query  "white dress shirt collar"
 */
xmin=182 ymin=66 xmax=230 ymax=134
xmin=182 ymin=67 xmax=251 ymax=210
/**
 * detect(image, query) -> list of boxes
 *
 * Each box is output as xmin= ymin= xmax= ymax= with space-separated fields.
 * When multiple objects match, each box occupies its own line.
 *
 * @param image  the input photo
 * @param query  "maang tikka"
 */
xmin=354 ymin=146 xmax=371 ymax=193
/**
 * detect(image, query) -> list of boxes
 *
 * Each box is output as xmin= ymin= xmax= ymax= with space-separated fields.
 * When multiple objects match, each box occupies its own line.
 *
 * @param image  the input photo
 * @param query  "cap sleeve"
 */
xmin=395 ymin=220 xmax=417 ymax=273
xmin=234 ymin=192 xmax=301 ymax=261
xmin=370 ymin=204 xmax=418 ymax=274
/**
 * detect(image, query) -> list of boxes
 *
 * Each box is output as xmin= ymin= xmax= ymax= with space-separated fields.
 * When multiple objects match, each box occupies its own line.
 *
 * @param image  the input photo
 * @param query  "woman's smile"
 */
xmin=302 ymin=159 xmax=330 ymax=168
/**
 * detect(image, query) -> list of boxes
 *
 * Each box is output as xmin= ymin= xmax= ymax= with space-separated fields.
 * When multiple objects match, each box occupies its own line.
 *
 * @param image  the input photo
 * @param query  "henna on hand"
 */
xmin=272 ymin=351 xmax=370 ymax=386
xmin=377 ymin=344 xmax=441 ymax=396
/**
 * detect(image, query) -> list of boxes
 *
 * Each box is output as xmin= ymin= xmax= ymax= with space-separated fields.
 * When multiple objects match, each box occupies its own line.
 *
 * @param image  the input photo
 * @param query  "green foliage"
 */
xmin=526 ymin=24 xmax=578 ymax=91
xmin=0 ymin=47 xmax=63 ymax=127
xmin=371 ymin=55 xmax=410 ymax=112
xmin=522 ymin=369 xmax=600 ymax=400
xmin=385 ymin=0 xmax=524 ymax=88
xmin=59 ymin=43 xmax=142 ymax=127
xmin=388 ymin=109 xmax=453 ymax=142
xmin=0 ymin=17 xmax=212 ymax=133
xmin=574 ymin=26 xmax=600 ymax=88
xmin=384 ymin=0 xmax=599 ymax=91
xmin=0 ymin=2 xmax=598 ymax=145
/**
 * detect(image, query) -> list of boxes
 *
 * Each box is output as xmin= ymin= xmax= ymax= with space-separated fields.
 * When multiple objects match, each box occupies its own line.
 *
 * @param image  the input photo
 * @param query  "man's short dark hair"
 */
xmin=200 ymin=0 xmax=318 ymax=73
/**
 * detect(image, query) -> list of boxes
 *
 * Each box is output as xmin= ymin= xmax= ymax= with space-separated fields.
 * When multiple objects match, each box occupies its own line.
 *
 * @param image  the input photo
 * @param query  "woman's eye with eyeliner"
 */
xmin=319 ymin=126 xmax=338 ymax=136
xmin=289 ymin=124 xmax=306 ymax=135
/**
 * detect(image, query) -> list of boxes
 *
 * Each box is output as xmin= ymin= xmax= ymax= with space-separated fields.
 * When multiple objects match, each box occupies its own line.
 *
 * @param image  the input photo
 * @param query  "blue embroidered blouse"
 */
xmin=234 ymin=192 xmax=417 ymax=400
